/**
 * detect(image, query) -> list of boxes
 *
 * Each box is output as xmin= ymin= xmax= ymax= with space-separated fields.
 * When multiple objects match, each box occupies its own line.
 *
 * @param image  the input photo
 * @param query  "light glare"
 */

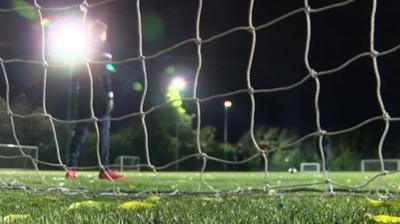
xmin=48 ymin=20 xmax=86 ymax=63
xmin=224 ymin=100 xmax=232 ymax=108
xmin=40 ymin=18 xmax=50 ymax=28
xmin=171 ymin=77 xmax=186 ymax=91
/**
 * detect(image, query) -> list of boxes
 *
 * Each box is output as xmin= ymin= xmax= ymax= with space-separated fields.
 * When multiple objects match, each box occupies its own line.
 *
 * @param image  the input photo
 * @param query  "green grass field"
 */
xmin=0 ymin=171 xmax=399 ymax=223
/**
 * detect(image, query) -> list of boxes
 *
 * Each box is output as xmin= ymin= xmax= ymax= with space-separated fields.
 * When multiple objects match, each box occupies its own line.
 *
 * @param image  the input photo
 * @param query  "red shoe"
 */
xmin=65 ymin=169 xmax=76 ymax=179
xmin=99 ymin=168 xmax=126 ymax=180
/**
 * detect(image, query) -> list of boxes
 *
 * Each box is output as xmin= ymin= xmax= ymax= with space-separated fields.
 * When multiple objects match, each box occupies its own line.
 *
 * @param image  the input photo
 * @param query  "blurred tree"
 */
xmin=239 ymin=126 xmax=300 ymax=171
xmin=0 ymin=94 xmax=70 ymax=169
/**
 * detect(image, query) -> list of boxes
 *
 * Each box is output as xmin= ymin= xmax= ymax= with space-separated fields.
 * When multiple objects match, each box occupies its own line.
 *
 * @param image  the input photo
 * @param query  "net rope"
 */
xmin=0 ymin=0 xmax=399 ymax=197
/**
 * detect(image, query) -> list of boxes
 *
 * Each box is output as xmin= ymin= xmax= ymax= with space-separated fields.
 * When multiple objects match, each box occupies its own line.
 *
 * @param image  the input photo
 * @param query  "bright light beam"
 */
xmin=170 ymin=77 xmax=186 ymax=91
xmin=224 ymin=100 xmax=232 ymax=108
xmin=167 ymin=76 xmax=187 ymax=114
xmin=47 ymin=19 xmax=86 ymax=64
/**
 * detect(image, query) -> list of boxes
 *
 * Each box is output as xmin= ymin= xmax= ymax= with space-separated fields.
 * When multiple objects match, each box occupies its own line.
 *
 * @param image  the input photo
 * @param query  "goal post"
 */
xmin=300 ymin=162 xmax=320 ymax=172
xmin=113 ymin=156 xmax=140 ymax=172
xmin=360 ymin=159 xmax=400 ymax=172
xmin=0 ymin=144 xmax=39 ymax=170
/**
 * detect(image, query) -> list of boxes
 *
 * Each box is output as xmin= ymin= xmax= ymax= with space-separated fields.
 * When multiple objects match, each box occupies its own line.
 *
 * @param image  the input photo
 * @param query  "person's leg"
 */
xmin=97 ymin=115 xmax=126 ymax=180
xmin=67 ymin=121 xmax=89 ymax=168
xmin=98 ymin=115 xmax=111 ymax=166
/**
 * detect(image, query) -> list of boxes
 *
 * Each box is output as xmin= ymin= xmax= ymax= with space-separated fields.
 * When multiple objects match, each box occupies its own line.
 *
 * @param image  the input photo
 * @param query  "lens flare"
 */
xmin=171 ymin=77 xmax=186 ymax=91
xmin=165 ymin=66 xmax=175 ymax=75
xmin=40 ymin=18 xmax=50 ymax=28
xmin=11 ymin=0 xmax=37 ymax=20
xmin=105 ymin=64 xmax=116 ymax=73
xmin=142 ymin=13 xmax=165 ymax=42
xmin=132 ymin=82 xmax=143 ymax=92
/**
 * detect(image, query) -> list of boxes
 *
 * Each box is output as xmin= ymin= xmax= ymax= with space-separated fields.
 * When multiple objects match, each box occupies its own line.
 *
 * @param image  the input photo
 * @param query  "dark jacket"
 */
xmin=72 ymin=40 xmax=113 ymax=118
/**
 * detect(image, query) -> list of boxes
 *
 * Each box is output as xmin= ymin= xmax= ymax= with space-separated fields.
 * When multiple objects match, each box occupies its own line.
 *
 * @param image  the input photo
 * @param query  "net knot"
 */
xmin=139 ymin=55 xmax=146 ymax=61
xmin=200 ymin=152 xmax=207 ymax=158
xmin=99 ymin=164 xmax=106 ymax=171
xmin=325 ymin=178 xmax=332 ymax=184
xmin=34 ymin=2 xmax=42 ymax=10
xmin=259 ymin=149 xmax=269 ymax=157
xmin=383 ymin=112 xmax=390 ymax=121
xmin=371 ymin=50 xmax=379 ymax=58
xmin=304 ymin=6 xmax=312 ymax=14
xmin=262 ymin=184 xmax=271 ymax=192
xmin=140 ymin=112 xmax=146 ymax=118
xmin=319 ymin=130 xmax=327 ymax=136
xmin=309 ymin=69 xmax=318 ymax=79
xmin=195 ymin=38 xmax=202 ymax=45
xmin=0 ymin=58 xmax=4 ymax=63
xmin=148 ymin=165 xmax=156 ymax=171
xmin=247 ymin=87 xmax=255 ymax=95
xmin=80 ymin=2 xmax=89 ymax=12
xmin=42 ymin=61 xmax=49 ymax=68
xmin=247 ymin=26 xmax=256 ymax=33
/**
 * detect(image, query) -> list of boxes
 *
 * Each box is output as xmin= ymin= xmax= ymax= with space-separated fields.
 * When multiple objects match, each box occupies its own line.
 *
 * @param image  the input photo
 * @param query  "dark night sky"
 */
xmin=0 ymin=0 xmax=400 ymax=142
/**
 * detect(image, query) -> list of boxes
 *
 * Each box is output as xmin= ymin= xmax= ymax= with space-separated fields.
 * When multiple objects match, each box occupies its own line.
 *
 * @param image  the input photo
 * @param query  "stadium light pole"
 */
xmin=170 ymin=77 xmax=186 ymax=171
xmin=223 ymin=100 xmax=232 ymax=171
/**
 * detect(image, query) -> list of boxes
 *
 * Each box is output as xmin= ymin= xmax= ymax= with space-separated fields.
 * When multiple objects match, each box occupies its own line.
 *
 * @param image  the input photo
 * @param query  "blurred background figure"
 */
xmin=235 ymin=142 xmax=248 ymax=171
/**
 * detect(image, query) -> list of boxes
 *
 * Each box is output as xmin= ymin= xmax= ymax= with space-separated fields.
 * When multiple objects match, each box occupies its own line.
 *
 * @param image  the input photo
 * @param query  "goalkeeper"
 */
xmin=65 ymin=19 xmax=125 ymax=180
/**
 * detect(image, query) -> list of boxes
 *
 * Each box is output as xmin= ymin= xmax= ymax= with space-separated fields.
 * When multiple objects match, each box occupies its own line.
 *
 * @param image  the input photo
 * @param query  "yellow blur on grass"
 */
xmin=144 ymin=196 xmax=161 ymax=203
xmin=366 ymin=197 xmax=400 ymax=207
xmin=119 ymin=200 xmax=153 ymax=210
xmin=3 ymin=214 xmax=30 ymax=222
xmin=367 ymin=214 xmax=400 ymax=223
xmin=68 ymin=200 xmax=101 ymax=210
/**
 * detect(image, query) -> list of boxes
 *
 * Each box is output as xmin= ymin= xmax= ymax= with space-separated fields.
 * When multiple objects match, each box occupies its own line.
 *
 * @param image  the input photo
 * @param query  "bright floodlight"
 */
xmin=224 ymin=100 xmax=232 ymax=108
xmin=170 ymin=77 xmax=186 ymax=91
xmin=47 ymin=19 xmax=86 ymax=63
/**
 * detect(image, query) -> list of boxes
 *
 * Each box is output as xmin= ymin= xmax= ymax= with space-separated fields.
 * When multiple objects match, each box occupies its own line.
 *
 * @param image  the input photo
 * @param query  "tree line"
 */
xmin=0 ymin=94 xmax=398 ymax=171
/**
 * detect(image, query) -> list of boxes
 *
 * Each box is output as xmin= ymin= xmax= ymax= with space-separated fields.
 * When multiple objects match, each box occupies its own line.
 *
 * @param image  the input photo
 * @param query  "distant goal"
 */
xmin=300 ymin=162 xmax=320 ymax=172
xmin=360 ymin=159 xmax=400 ymax=172
xmin=113 ymin=156 xmax=140 ymax=172
xmin=0 ymin=144 xmax=39 ymax=170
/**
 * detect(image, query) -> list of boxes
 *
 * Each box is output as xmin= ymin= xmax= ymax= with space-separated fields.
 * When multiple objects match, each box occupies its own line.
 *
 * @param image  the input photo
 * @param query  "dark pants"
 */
xmin=67 ymin=115 xmax=111 ymax=168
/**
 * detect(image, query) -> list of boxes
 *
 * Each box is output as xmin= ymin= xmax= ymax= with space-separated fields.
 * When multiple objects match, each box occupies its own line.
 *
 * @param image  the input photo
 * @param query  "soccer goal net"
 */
xmin=0 ymin=0 xmax=399 ymax=198
xmin=361 ymin=159 xmax=400 ymax=172
xmin=300 ymin=162 xmax=320 ymax=172
xmin=113 ymin=156 xmax=140 ymax=172
xmin=0 ymin=144 xmax=38 ymax=170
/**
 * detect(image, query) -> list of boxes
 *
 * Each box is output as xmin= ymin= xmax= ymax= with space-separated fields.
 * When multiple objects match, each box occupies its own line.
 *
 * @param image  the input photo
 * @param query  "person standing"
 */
xmin=235 ymin=142 xmax=248 ymax=171
xmin=65 ymin=19 xmax=125 ymax=180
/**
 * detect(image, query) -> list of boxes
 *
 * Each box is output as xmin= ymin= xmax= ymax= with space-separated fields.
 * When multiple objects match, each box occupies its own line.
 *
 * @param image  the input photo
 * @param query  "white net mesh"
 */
xmin=0 ymin=0 xmax=399 ymax=197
